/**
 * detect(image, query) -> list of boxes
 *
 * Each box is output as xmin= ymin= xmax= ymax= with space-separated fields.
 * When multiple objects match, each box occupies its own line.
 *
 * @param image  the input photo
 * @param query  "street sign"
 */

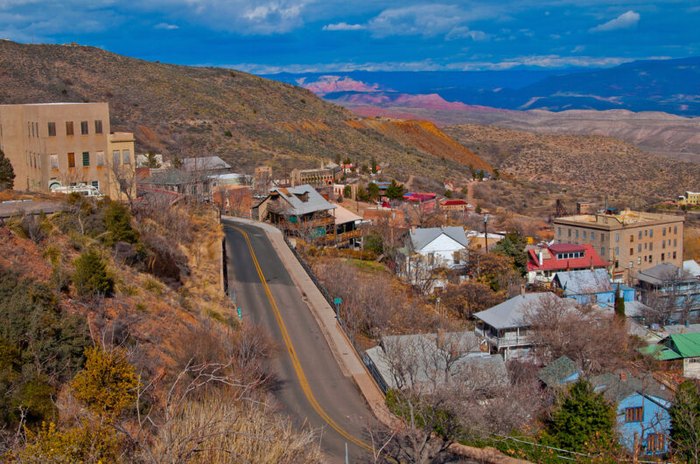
xmin=333 ymin=297 xmax=343 ymax=306
xmin=237 ymin=307 xmax=242 ymax=320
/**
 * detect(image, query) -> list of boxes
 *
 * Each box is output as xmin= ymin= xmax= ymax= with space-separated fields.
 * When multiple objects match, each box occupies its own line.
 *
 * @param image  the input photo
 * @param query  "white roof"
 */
xmin=684 ymin=260 xmax=700 ymax=279
xmin=410 ymin=226 xmax=468 ymax=251
xmin=270 ymin=184 xmax=336 ymax=216
xmin=332 ymin=203 xmax=362 ymax=225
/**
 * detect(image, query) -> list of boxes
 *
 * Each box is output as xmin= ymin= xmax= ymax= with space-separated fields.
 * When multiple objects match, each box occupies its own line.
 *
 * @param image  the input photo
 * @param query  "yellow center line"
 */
xmin=232 ymin=225 xmax=372 ymax=452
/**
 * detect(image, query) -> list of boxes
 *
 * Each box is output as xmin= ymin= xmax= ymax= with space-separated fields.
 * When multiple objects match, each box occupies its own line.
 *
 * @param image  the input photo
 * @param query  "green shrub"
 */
xmin=73 ymin=250 xmax=114 ymax=298
xmin=103 ymin=201 xmax=139 ymax=246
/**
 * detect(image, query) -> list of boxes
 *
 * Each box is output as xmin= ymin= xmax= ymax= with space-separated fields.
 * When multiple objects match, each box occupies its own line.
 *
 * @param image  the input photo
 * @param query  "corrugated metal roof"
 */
xmin=554 ymin=268 xmax=612 ymax=295
xmin=474 ymin=292 xmax=573 ymax=330
xmin=538 ymin=355 xmax=579 ymax=388
xmin=270 ymin=184 xmax=336 ymax=216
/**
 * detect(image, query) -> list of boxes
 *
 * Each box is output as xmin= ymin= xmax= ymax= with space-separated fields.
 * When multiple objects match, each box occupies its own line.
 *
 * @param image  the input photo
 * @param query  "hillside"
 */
xmin=445 ymin=124 xmax=700 ymax=214
xmin=0 ymin=40 xmax=489 ymax=181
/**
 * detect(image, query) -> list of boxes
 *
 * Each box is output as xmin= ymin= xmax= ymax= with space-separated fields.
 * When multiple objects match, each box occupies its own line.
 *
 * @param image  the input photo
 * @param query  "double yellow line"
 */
xmin=232 ymin=225 xmax=372 ymax=452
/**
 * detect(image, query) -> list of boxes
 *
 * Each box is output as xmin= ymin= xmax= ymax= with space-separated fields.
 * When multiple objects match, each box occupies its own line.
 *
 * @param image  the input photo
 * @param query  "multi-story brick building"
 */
xmin=0 ymin=102 xmax=134 ymax=199
xmin=553 ymin=210 xmax=684 ymax=281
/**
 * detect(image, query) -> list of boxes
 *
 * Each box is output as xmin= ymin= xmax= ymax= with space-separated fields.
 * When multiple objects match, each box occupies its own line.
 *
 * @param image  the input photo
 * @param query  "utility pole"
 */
xmin=483 ymin=214 xmax=489 ymax=252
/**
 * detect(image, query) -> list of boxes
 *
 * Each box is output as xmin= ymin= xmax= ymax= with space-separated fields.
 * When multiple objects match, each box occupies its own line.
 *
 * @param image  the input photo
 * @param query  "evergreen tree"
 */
xmin=343 ymin=185 xmax=352 ymax=199
xmin=670 ymin=380 xmax=700 ymax=462
xmin=0 ymin=148 xmax=15 ymax=191
xmin=542 ymin=379 xmax=616 ymax=453
xmin=367 ymin=182 xmax=380 ymax=201
xmin=491 ymin=231 xmax=528 ymax=276
xmin=614 ymin=284 xmax=626 ymax=319
xmin=73 ymin=250 xmax=114 ymax=298
xmin=386 ymin=179 xmax=406 ymax=200
xmin=103 ymin=201 xmax=139 ymax=245
xmin=370 ymin=157 xmax=378 ymax=174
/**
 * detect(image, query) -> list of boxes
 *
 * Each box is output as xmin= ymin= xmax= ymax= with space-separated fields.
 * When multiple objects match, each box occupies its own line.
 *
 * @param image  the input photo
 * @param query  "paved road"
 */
xmin=223 ymin=221 xmax=374 ymax=463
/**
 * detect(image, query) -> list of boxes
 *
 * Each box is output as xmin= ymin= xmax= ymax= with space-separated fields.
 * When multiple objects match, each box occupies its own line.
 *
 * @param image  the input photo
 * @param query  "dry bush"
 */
xmin=523 ymin=299 xmax=632 ymax=375
xmin=312 ymin=258 xmax=438 ymax=340
xmin=145 ymin=392 xmax=323 ymax=464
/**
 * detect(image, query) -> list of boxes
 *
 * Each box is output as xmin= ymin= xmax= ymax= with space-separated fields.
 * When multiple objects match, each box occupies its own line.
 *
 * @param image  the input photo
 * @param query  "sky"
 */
xmin=0 ymin=1 xmax=698 ymax=73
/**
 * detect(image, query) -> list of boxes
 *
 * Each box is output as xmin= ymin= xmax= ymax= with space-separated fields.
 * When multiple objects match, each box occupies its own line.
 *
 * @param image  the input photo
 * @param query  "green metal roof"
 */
xmin=639 ymin=344 xmax=683 ymax=361
xmin=669 ymin=333 xmax=700 ymax=358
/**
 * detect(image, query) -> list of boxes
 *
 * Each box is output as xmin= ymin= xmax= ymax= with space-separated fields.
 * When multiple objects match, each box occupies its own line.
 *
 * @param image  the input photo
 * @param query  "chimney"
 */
xmin=538 ymin=250 xmax=544 ymax=267
xmin=620 ymin=372 xmax=627 ymax=382
xmin=520 ymin=284 xmax=526 ymax=296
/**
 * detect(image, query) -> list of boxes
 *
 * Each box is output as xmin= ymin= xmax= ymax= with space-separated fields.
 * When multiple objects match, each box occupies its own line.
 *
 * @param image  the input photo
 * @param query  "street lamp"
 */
xmin=483 ymin=214 xmax=489 ymax=251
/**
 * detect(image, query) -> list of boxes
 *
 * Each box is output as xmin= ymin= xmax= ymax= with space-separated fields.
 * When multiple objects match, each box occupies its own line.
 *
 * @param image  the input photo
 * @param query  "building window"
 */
xmin=94 ymin=120 xmax=103 ymax=134
xmin=674 ymin=239 xmax=677 ymax=247
xmin=638 ymin=231 xmax=642 ymax=240
xmin=67 ymin=152 xmax=75 ymax=168
xmin=91 ymin=181 xmax=99 ymax=189
xmin=661 ymin=253 xmax=665 ymax=261
xmin=649 ymin=255 xmax=653 ymax=263
xmin=650 ymin=229 xmax=654 ymax=238
xmin=66 ymin=121 xmax=74 ymax=136
xmin=663 ymin=228 xmax=667 ymax=236
xmin=583 ymin=230 xmax=587 ymax=239
xmin=82 ymin=151 xmax=90 ymax=167
xmin=625 ymin=407 xmax=643 ymax=422
xmin=112 ymin=150 xmax=120 ymax=166
xmin=48 ymin=122 xmax=56 ymax=137
xmin=674 ymin=226 xmax=678 ymax=235
xmin=601 ymin=247 xmax=605 ymax=257
xmin=673 ymin=251 xmax=677 ymax=260
xmin=615 ymin=247 xmax=619 ymax=257
xmin=615 ymin=233 xmax=619 ymax=242
xmin=630 ymin=248 xmax=634 ymax=256
xmin=575 ymin=230 xmax=579 ymax=239
xmin=96 ymin=151 xmax=105 ymax=166
xmin=80 ymin=121 xmax=89 ymax=135
xmin=591 ymin=231 xmax=595 ymax=240
xmin=650 ymin=243 xmax=653 ymax=251
xmin=646 ymin=433 xmax=665 ymax=453
xmin=50 ymin=154 xmax=58 ymax=169
xmin=638 ymin=244 xmax=642 ymax=252
xmin=122 ymin=149 xmax=131 ymax=164
xmin=568 ymin=229 xmax=571 ymax=238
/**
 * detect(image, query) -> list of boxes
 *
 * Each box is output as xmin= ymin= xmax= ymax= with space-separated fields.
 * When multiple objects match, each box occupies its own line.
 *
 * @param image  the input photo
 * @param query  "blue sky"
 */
xmin=1 ymin=1 xmax=698 ymax=73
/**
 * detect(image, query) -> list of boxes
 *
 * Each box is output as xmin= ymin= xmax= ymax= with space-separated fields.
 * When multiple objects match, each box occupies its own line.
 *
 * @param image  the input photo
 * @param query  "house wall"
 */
xmin=683 ymin=357 xmax=700 ymax=379
xmin=616 ymin=393 xmax=670 ymax=455
xmin=418 ymin=234 xmax=465 ymax=267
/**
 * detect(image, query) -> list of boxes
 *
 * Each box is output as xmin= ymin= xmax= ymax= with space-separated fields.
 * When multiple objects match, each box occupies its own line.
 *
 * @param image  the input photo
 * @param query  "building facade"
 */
xmin=553 ymin=210 xmax=684 ymax=281
xmin=0 ymin=103 xmax=134 ymax=199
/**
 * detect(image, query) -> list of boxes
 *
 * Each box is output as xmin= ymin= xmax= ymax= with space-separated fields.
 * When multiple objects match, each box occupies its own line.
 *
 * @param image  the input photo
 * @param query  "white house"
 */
xmin=399 ymin=226 xmax=468 ymax=292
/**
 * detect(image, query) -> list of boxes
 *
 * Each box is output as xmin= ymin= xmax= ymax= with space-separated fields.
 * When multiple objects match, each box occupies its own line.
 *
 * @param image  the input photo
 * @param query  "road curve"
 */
xmin=223 ymin=220 xmax=374 ymax=462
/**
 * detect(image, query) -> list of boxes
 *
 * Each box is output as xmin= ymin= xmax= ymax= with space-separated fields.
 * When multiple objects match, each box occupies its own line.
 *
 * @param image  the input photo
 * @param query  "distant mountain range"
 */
xmin=264 ymin=56 xmax=700 ymax=116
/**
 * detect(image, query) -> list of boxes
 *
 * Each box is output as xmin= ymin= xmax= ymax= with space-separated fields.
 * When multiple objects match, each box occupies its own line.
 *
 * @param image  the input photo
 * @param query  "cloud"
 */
xmin=154 ymin=22 xmax=178 ymax=30
xmin=445 ymin=26 xmax=489 ymax=41
xmin=590 ymin=10 xmax=640 ymax=32
xmin=367 ymin=4 xmax=471 ymax=38
xmin=322 ymin=22 xmax=365 ymax=31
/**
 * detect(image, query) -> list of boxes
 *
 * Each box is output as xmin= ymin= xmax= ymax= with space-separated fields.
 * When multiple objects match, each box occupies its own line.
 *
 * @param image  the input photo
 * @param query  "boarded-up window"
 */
xmin=67 ymin=152 xmax=75 ymax=168
xmin=80 ymin=121 xmax=89 ymax=135
xmin=48 ymin=122 xmax=56 ymax=136
xmin=66 ymin=121 xmax=74 ymax=136
xmin=96 ymin=151 xmax=105 ymax=166
xmin=94 ymin=120 xmax=103 ymax=134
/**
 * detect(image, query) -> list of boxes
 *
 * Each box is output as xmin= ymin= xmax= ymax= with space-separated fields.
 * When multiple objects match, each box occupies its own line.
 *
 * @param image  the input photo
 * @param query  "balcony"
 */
xmin=475 ymin=327 xmax=533 ymax=350
xmin=317 ymin=228 xmax=362 ymax=245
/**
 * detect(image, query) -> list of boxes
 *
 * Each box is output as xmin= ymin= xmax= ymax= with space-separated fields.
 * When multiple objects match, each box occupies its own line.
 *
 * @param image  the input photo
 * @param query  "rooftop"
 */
xmin=554 ymin=268 xmax=612 ymax=295
xmin=554 ymin=209 xmax=683 ymax=228
xmin=474 ymin=292 xmax=574 ymax=330
xmin=637 ymin=263 xmax=694 ymax=286
xmin=591 ymin=372 xmax=672 ymax=404
xmin=268 ymin=184 xmax=336 ymax=216
xmin=181 ymin=156 xmax=231 ymax=172
xmin=528 ymin=243 xmax=608 ymax=273
xmin=538 ymin=355 xmax=579 ymax=388
xmin=331 ymin=203 xmax=363 ymax=225
xmin=410 ymin=226 xmax=468 ymax=251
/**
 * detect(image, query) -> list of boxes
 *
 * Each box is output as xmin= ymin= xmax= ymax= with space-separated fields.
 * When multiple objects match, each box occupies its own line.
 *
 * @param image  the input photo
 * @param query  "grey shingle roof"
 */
xmin=590 ymin=372 xmax=672 ymax=404
xmin=181 ymin=156 xmax=231 ymax=172
xmin=271 ymin=184 xmax=336 ymax=216
xmin=538 ymin=355 xmax=579 ymax=388
xmin=637 ymin=263 xmax=691 ymax=286
xmin=474 ymin=292 xmax=570 ymax=330
xmin=410 ymin=226 xmax=468 ymax=251
xmin=554 ymin=268 xmax=612 ymax=295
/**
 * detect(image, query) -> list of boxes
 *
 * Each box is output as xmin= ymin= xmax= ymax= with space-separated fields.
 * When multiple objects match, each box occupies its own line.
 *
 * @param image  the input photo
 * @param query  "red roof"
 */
xmin=527 ymin=243 xmax=609 ymax=273
xmin=548 ymin=243 xmax=587 ymax=253
xmin=441 ymin=199 xmax=468 ymax=206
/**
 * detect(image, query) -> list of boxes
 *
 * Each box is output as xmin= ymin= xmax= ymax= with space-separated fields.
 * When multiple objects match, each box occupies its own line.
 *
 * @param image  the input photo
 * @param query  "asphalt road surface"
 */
xmin=223 ymin=220 xmax=374 ymax=463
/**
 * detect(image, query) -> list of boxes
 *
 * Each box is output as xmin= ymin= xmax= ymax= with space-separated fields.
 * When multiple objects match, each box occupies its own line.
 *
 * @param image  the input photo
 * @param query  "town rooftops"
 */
xmin=441 ymin=199 xmax=469 ymax=206
xmin=268 ymin=184 xmax=336 ymax=216
xmin=181 ymin=156 xmax=231 ymax=172
xmin=474 ymin=292 xmax=573 ymax=330
xmin=410 ymin=226 xmax=468 ymax=251
xmin=637 ymin=263 xmax=693 ymax=286
xmin=527 ymin=243 xmax=608 ymax=273
xmin=554 ymin=268 xmax=612 ymax=295
xmin=403 ymin=192 xmax=437 ymax=202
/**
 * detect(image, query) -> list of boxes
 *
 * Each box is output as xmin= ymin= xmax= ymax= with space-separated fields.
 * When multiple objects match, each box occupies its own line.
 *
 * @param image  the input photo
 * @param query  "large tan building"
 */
xmin=0 ymin=103 xmax=134 ymax=199
xmin=553 ymin=210 xmax=684 ymax=281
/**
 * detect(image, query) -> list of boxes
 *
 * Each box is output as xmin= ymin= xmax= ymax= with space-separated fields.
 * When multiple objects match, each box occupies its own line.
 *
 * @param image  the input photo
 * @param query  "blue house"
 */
xmin=591 ymin=372 xmax=672 ymax=456
xmin=553 ymin=269 xmax=635 ymax=306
